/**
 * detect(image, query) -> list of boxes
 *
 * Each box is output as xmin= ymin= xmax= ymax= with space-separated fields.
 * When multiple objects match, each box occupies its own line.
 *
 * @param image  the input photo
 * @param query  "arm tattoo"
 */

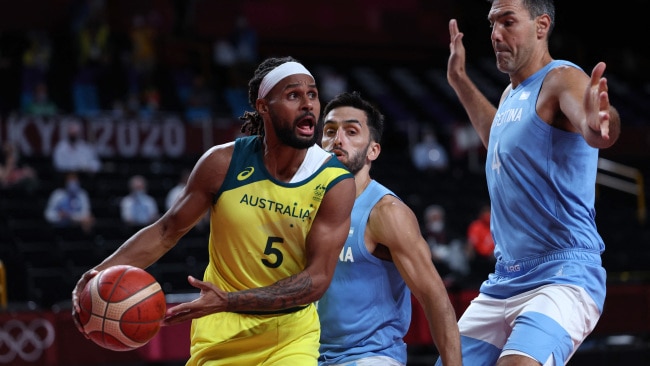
xmin=226 ymin=272 xmax=313 ymax=312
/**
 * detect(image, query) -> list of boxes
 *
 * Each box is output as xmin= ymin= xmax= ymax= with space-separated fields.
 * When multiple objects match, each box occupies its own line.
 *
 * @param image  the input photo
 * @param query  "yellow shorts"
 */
xmin=186 ymin=304 xmax=319 ymax=366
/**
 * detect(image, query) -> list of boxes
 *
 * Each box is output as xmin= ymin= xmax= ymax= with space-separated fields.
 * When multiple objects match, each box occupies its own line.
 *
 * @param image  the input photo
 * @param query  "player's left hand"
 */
xmin=162 ymin=276 xmax=227 ymax=326
xmin=584 ymin=62 xmax=612 ymax=140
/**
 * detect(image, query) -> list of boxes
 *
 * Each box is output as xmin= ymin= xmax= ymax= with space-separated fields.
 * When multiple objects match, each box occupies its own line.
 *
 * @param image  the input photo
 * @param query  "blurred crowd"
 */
xmin=0 ymin=0 xmax=258 ymax=122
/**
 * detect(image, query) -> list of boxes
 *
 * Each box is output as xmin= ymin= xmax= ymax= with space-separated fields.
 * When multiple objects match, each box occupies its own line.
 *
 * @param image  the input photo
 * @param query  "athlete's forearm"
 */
xmin=450 ymin=75 xmax=497 ymax=148
xmin=423 ymin=295 xmax=462 ymax=365
xmin=226 ymin=271 xmax=316 ymax=312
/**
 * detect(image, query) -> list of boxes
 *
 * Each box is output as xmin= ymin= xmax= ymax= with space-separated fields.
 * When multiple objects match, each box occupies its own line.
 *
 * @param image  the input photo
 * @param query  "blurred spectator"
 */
xmin=52 ymin=121 xmax=102 ymax=174
xmin=213 ymin=39 xmax=237 ymax=69
xmin=165 ymin=169 xmax=208 ymax=230
xmin=422 ymin=204 xmax=470 ymax=287
xmin=24 ymin=82 xmax=58 ymax=116
xmin=467 ymin=204 xmax=494 ymax=258
xmin=213 ymin=15 xmax=258 ymax=119
xmin=183 ymin=74 xmax=216 ymax=124
xmin=230 ymin=15 xmax=258 ymax=65
xmin=213 ymin=15 xmax=258 ymax=69
xmin=0 ymin=141 xmax=38 ymax=193
xmin=170 ymin=64 xmax=194 ymax=110
xmin=120 ymin=174 xmax=159 ymax=227
xmin=165 ymin=169 xmax=189 ymax=210
xmin=223 ymin=79 xmax=249 ymax=119
xmin=138 ymin=84 xmax=161 ymax=120
xmin=72 ymin=10 xmax=112 ymax=116
xmin=411 ymin=126 xmax=449 ymax=172
xmin=466 ymin=203 xmax=495 ymax=281
xmin=318 ymin=67 xmax=348 ymax=102
xmin=21 ymin=31 xmax=52 ymax=112
xmin=44 ymin=171 xmax=95 ymax=233
xmin=127 ymin=14 xmax=158 ymax=95
xmin=451 ymin=120 xmax=484 ymax=174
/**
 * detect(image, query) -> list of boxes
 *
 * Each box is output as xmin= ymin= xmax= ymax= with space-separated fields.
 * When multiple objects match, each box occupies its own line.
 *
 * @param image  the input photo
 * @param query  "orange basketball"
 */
xmin=78 ymin=265 xmax=166 ymax=351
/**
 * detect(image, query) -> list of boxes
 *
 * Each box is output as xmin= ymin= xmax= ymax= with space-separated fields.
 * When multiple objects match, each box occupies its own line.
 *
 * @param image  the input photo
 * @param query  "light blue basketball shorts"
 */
xmin=436 ymin=284 xmax=601 ymax=366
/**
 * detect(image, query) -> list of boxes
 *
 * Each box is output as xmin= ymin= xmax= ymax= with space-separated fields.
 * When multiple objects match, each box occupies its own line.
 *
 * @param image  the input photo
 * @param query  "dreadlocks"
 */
xmin=239 ymin=56 xmax=300 ymax=137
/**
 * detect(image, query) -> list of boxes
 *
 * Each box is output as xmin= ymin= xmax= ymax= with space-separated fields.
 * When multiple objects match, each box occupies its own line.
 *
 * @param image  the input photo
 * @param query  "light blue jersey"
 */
xmin=318 ymin=180 xmax=410 ymax=366
xmin=436 ymin=60 xmax=608 ymax=366
xmin=481 ymin=60 xmax=606 ymax=308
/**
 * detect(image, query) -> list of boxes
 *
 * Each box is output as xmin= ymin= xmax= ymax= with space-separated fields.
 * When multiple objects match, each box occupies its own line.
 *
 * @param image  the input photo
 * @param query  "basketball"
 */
xmin=78 ymin=265 xmax=167 ymax=351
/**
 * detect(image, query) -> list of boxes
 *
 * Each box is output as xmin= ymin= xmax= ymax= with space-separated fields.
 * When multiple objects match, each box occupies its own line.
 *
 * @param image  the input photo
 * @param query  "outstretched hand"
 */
xmin=584 ymin=62 xmax=612 ymax=140
xmin=162 ymin=276 xmax=227 ymax=326
xmin=447 ymin=19 xmax=467 ymax=85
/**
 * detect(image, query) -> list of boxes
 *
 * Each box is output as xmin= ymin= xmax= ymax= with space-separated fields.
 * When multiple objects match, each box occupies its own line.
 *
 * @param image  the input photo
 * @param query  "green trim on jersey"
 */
xmin=205 ymin=136 xmax=352 ymax=294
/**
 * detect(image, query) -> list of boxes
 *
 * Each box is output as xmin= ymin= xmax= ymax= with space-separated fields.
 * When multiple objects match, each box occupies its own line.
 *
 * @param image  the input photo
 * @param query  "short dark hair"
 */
xmin=322 ymin=91 xmax=384 ymax=144
xmin=488 ymin=0 xmax=555 ymax=35
xmin=240 ymin=56 xmax=301 ymax=137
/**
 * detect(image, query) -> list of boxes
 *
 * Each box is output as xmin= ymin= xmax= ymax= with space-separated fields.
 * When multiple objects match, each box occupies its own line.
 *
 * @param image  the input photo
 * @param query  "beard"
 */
xmin=271 ymin=111 xmax=322 ymax=149
xmin=336 ymin=142 xmax=369 ymax=174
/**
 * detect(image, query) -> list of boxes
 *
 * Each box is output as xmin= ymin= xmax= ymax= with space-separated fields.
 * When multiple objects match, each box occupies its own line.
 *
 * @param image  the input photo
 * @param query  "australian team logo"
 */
xmin=237 ymin=166 xmax=255 ymax=181
xmin=313 ymin=184 xmax=326 ymax=201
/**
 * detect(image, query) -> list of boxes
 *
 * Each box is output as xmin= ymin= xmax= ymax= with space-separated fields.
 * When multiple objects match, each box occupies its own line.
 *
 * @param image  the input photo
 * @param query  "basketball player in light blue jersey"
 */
xmin=318 ymin=92 xmax=462 ymax=366
xmin=440 ymin=0 xmax=621 ymax=365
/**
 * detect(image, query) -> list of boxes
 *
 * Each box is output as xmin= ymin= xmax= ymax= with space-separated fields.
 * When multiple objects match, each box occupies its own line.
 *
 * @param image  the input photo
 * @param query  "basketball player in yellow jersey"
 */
xmin=71 ymin=56 xmax=356 ymax=365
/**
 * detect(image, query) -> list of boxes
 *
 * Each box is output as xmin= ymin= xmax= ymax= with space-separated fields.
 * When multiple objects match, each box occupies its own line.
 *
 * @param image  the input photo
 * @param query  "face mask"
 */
xmin=66 ymin=180 xmax=80 ymax=193
xmin=428 ymin=221 xmax=444 ymax=233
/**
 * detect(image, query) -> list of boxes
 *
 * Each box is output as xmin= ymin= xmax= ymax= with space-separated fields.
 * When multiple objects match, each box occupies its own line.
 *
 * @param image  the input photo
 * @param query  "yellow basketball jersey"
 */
xmin=204 ymin=136 xmax=352 ymax=296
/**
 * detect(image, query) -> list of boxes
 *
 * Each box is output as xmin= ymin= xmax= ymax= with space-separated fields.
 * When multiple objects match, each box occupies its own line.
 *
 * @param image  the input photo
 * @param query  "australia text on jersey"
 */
xmin=240 ymin=193 xmax=313 ymax=221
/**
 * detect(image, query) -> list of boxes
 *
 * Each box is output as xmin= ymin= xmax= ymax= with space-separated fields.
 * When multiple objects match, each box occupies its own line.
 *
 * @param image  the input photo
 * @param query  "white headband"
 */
xmin=258 ymin=61 xmax=313 ymax=99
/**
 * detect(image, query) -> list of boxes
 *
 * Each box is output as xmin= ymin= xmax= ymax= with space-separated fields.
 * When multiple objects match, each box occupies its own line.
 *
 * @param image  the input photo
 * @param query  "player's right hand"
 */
xmin=71 ymin=269 xmax=99 ymax=336
xmin=447 ymin=19 xmax=467 ymax=85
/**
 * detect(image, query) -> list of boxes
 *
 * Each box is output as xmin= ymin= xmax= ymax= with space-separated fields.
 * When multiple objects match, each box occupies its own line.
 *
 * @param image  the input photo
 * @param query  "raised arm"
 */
xmin=447 ymin=19 xmax=498 ymax=148
xmin=368 ymin=196 xmax=462 ymax=366
xmin=540 ymin=62 xmax=620 ymax=149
